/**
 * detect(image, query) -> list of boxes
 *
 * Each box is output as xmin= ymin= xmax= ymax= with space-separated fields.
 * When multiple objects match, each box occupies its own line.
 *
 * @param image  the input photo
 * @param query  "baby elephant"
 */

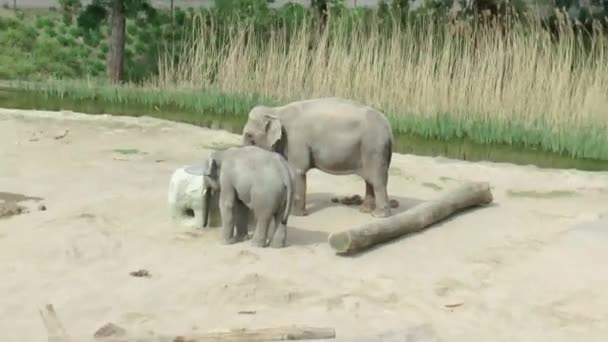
xmin=201 ymin=145 xmax=295 ymax=248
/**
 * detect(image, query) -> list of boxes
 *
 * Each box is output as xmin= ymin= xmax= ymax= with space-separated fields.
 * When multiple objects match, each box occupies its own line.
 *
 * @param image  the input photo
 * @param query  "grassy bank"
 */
xmin=2 ymin=84 xmax=607 ymax=172
xmin=2 ymin=5 xmax=608 ymax=161
xmin=10 ymin=11 xmax=608 ymax=161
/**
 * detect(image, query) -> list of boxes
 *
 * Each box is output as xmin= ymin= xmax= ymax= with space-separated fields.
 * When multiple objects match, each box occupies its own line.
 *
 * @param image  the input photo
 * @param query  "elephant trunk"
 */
xmin=201 ymin=187 xmax=212 ymax=228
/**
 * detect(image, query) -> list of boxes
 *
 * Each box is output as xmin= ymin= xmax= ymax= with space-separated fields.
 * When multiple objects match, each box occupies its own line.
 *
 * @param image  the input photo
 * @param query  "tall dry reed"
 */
xmin=153 ymin=10 xmax=608 ymax=157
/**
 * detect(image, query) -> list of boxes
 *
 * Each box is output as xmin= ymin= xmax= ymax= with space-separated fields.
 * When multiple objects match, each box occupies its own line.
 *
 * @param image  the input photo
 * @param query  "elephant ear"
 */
xmin=264 ymin=114 xmax=282 ymax=148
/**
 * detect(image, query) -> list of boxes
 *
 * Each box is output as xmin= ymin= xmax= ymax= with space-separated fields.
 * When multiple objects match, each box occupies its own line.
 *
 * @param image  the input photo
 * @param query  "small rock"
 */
xmin=238 ymin=310 xmax=256 ymax=315
xmin=38 ymin=204 xmax=47 ymax=211
xmin=54 ymin=129 xmax=69 ymax=140
xmin=389 ymin=199 xmax=400 ymax=208
xmin=93 ymin=322 xmax=127 ymax=338
xmin=129 ymin=269 xmax=151 ymax=278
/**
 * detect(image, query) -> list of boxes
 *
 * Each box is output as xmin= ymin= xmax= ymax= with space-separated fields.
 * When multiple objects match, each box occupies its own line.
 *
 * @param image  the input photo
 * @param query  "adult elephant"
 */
xmin=241 ymin=97 xmax=394 ymax=218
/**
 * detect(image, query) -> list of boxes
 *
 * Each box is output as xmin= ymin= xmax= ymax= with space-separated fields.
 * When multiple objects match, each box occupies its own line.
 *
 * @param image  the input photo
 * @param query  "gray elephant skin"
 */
xmin=241 ymin=97 xmax=394 ymax=218
xmin=201 ymin=145 xmax=295 ymax=248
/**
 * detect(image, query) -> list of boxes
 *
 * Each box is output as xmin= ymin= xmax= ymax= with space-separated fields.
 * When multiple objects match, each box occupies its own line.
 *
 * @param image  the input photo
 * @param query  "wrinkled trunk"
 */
xmin=107 ymin=0 xmax=126 ymax=83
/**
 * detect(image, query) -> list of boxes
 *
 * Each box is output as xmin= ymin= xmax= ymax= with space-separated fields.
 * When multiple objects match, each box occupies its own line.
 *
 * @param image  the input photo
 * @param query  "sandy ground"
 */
xmin=1 ymin=108 xmax=608 ymax=341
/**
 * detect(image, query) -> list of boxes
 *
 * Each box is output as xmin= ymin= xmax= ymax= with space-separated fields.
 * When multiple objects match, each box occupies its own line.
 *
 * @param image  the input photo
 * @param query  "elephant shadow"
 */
xmin=305 ymin=192 xmax=423 ymax=216
xmin=242 ymin=218 xmax=328 ymax=246
xmin=285 ymin=226 xmax=329 ymax=246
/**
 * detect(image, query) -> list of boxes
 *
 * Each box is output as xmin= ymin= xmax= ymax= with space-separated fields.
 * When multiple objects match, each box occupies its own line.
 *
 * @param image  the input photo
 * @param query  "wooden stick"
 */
xmin=39 ymin=304 xmax=73 ymax=342
xmin=95 ymin=325 xmax=336 ymax=342
xmin=328 ymin=182 xmax=494 ymax=255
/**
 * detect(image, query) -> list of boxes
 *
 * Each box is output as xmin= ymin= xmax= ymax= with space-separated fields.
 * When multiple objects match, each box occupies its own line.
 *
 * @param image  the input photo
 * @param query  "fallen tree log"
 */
xmin=95 ymin=326 xmax=335 ymax=342
xmin=40 ymin=304 xmax=335 ymax=342
xmin=328 ymin=182 xmax=494 ymax=255
xmin=163 ymin=326 xmax=336 ymax=342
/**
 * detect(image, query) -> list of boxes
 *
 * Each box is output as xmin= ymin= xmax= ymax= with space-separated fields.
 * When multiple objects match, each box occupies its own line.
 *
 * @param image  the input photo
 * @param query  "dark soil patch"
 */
xmin=0 ymin=201 xmax=26 ymax=219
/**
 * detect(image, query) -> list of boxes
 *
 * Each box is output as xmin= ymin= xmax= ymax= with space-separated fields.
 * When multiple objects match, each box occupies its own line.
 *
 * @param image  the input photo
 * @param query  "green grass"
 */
xmin=3 ymin=82 xmax=608 ymax=171
xmin=0 ymin=8 xmax=180 ymax=81
xmin=13 ymin=76 xmax=608 ymax=163
xmin=2 ymin=6 xmax=608 ymax=169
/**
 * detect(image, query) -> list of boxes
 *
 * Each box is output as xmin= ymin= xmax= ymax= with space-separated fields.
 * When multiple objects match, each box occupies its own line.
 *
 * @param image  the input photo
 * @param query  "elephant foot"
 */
xmin=371 ymin=207 xmax=391 ymax=218
xmin=268 ymin=239 xmax=287 ymax=248
xmin=359 ymin=202 xmax=375 ymax=213
xmin=222 ymin=237 xmax=238 ymax=245
xmin=251 ymin=238 xmax=267 ymax=248
xmin=291 ymin=206 xmax=309 ymax=217
xmin=235 ymin=233 xmax=250 ymax=242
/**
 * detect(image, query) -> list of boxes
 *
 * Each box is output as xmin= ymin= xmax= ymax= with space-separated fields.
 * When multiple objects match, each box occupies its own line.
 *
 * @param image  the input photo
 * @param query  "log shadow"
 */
xmin=336 ymin=202 xmax=497 ymax=259
xmin=306 ymin=192 xmax=423 ymax=215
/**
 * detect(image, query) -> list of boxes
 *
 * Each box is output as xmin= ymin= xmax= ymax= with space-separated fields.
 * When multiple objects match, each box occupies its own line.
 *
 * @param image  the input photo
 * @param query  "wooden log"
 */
xmin=39 ymin=304 xmax=334 ymax=342
xmin=328 ymin=182 xmax=494 ymax=255
xmin=94 ymin=325 xmax=335 ymax=342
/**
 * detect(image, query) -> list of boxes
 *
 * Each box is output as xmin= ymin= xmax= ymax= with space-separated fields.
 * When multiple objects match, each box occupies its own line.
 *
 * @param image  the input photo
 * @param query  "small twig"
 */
xmin=39 ymin=304 xmax=73 ymax=342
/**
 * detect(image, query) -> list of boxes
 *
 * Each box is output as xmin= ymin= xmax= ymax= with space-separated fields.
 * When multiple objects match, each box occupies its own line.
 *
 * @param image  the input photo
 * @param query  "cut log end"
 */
xmin=328 ymin=232 xmax=351 ymax=254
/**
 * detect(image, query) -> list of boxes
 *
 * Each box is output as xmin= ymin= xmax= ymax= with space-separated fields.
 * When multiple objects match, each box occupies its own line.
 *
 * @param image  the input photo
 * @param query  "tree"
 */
xmin=311 ymin=0 xmax=328 ymax=31
xmin=77 ymin=0 xmax=154 ymax=83
xmin=107 ymin=0 xmax=126 ymax=83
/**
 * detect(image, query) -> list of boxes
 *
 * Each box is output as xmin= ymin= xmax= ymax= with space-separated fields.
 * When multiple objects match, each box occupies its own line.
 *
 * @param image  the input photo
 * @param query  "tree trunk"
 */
xmin=107 ymin=0 xmax=126 ymax=83
xmin=170 ymin=0 xmax=174 ymax=32
xmin=328 ymin=182 xmax=494 ymax=255
xmin=311 ymin=0 xmax=328 ymax=32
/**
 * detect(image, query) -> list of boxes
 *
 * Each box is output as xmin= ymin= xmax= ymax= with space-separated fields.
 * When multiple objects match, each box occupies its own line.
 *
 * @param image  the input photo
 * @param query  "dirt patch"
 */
xmin=0 ymin=201 xmax=25 ymax=219
xmin=0 ymin=192 xmax=44 ymax=219
xmin=0 ymin=191 xmax=43 ymax=203
xmin=330 ymin=194 xmax=400 ymax=208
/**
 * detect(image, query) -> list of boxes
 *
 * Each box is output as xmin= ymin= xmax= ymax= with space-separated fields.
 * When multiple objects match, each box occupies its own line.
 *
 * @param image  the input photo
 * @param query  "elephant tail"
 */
xmin=384 ymin=137 xmax=393 ymax=167
xmin=276 ymin=155 xmax=294 ymax=225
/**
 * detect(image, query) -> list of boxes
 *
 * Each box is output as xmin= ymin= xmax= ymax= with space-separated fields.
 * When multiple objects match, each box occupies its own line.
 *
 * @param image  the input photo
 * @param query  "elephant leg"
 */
xmin=251 ymin=213 xmax=272 ymax=248
xmin=360 ymin=181 xmax=376 ymax=213
xmin=371 ymin=184 xmax=391 ymax=218
xmin=370 ymin=170 xmax=391 ymax=218
xmin=361 ymin=142 xmax=392 ymax=218
xmin=269 ymin=211 xmax=287 ymax=248
xmin=291 ymin=171 xmax=309 ymax=216
xmin=219 ymin=189 xmax=237 ymax=244
xmin=234 ymin=199 xmax=250 ymax=242
xmin=266 ymin=216 xmax=277 ymax=244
